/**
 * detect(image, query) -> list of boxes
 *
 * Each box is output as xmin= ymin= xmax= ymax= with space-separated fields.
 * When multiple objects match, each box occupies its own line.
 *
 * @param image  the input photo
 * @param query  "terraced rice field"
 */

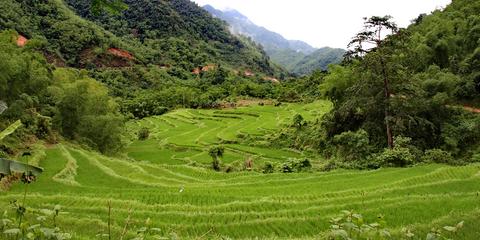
xmin=2 ymin=101 xmax=480 ymax=239
xmin=124 ymin=101 xmax=331 ymax=167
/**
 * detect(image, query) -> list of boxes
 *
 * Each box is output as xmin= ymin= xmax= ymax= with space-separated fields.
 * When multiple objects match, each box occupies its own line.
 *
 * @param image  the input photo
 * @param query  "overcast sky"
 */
xmin=192 ymin=0 xmax=451 ymax=49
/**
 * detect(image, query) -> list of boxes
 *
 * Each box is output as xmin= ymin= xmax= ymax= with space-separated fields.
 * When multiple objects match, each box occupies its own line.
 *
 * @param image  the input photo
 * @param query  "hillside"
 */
xmin=290 ymin=47 xmax=346 ymax=75
xmin=203 ymin=5 xmax=345 ymax=75
xmin=203 ymin=5 xmax=316 ymax=55
xmin=0 ymin=0 xmax=281 ymax=75
xmin=1 ymin=0 xmax=480 ymax=239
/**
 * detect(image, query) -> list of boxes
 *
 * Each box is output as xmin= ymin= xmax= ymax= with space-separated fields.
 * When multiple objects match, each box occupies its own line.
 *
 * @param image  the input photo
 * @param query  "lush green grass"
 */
xmin=1 ymin=101 xmax=480 ymax=239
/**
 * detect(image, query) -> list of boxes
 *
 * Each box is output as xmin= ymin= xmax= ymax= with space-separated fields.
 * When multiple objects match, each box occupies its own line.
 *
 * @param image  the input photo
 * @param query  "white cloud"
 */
xmin=192 ymin=0 xmax=451 ymax=48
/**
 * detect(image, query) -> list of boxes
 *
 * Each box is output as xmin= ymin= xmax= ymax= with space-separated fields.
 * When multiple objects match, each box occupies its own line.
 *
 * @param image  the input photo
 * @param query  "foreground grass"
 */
xmin=2 ymin=101 xmax=480 ymax=239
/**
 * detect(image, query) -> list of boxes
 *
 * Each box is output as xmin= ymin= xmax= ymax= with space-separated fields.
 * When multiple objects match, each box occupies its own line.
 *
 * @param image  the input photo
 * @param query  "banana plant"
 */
xmin=0 ymin=105 xmax=43 ymax=180
xmin=0 ymin=120 xmax=21 ymax=141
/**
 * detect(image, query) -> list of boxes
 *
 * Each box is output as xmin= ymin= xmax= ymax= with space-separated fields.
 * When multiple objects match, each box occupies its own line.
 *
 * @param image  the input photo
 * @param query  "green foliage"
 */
xmin=262 ymin=162 xmax=275 ymax=174
xmin=332 ymin=129 xmax=372 ymax=167
xmin=326 ymin=210 xmax=465 ymax=240
xmin=290 ymin=48 xmax=346 ymax=76
xmin=374 ymin=137 xmax=417 ymax=168
xmin=317 ymin=1 xmax=480 ymax=167
xmin=1 ymin=203 xmax=70 ymax=240
xmin=320 ymin=65 xmax=354 ymax=103
xmin=0 ymin=121 xmax=22 ymax=141
xmin=327 ymin=210 xmax=390 ymax=240
xmin=422 ymin=149 xmax=454 ymax=164
xmin=91 ymin=0 xmax=128 ymax=15
xmin=292 ymin=114 xmax=304 ymax=129
xmin=62 ymin=0 xmax=279 ymax=74
xmin=280 ymin=158 xmax=311 ymax=173
xmin=55 ymin=75 xmax=124 ymax=154
xmin=137 ymin=127 xmax=150 ymax=141
xmin=0 ymin=31 xmax=51 ymax=103
xmin=208 ymin=146 xmax=224 ymax=171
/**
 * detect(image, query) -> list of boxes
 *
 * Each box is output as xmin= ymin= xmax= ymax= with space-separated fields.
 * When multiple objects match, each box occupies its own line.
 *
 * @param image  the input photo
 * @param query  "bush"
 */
xmin=375 ymin=147 xmax=415 ymax=167
xmin=292 ymin=114 xmax=304 ymax=129
xmin=281 ymin=158 xmax=312 ymax=173
xmin=422 ymin=149 xmax=454 ymax=164
xmin=208 ymin=146 xmax=224 ymax=171
xmin=332 ymin=129 xmax=371 ymax=165
xmin=321 ymin=160 xmax=337 ymax=172
xmin=262 ymin=162 xmax=275 ymax=173
xmin=281 ymin=162 xmax=294 ymax=173
xmin=138 ymin=127 xmax=150 ymax=141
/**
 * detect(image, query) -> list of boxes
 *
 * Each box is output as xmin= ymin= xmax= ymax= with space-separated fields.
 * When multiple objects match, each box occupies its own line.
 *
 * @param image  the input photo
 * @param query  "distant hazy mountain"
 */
xmin=290 ymin=47 xmax=346 ymax=76
xmin=204 ymin=5 xmax=345 ymax=75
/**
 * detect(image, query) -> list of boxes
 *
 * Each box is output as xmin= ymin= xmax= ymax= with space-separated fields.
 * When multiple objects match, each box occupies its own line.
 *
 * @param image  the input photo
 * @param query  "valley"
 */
xmin=3 ymin=103 xmax=479 ymax=239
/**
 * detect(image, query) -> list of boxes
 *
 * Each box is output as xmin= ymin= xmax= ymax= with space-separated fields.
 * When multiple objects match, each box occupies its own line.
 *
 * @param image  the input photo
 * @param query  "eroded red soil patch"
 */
xmin=107 ymin=48 xmax=134 ymax=60
xmin=16 ymin=35 xmax=28 ymax=47
xmin=463 ymin=105 xmax=480 ymax=113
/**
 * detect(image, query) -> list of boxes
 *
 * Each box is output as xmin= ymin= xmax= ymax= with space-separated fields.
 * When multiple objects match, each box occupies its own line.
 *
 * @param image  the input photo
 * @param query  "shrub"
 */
xmin=280 ymin=158 xmax=312 ymax=173
xmin=212 ymin=158 xmax=221 ymax=171
xmin=375 ymin=147 xmax=415 ymax=167
xmin=332 ymin=129 xmax=371 ymax=166
xmin=262 ymin=162 xmax=275 ymax=173
xmin=292 ymin=114 xmax=304 ymax=129
xmin=224 ymin=165 xmax=233 ymax=173
xmin=321 ymin=160 xmax=337 ymax=172
xmin=138 ymin=127 xmax=150 ymax=141
xmin=281 ymin=162 xmax=294 ymax=173
xmin=208 ymin=146 xmax=224 ymax=171
xmin=422 ymin=149 xmax=454 ymax=164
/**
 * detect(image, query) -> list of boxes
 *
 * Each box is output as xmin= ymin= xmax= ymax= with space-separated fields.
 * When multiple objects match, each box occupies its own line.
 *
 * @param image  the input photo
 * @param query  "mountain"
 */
xmin=0 ymin=0 xmax=281 ymax=75
xmin=203 ymin=5 xmax=345 ymax=75
xmin=289 ymin=47 xmax=346 ymax=76
xmin=203 ymin=5 xmax=315 ymax=55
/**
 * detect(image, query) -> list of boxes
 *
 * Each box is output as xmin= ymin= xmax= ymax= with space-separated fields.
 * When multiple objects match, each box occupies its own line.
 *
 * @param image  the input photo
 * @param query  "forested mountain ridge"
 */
xmin=0 ymin=0 xmax=282 ymax=75
xmin=203 ymin=5 xmax=345 ymax=75
xmin=289 ymin=47 xmax=346 ymax=76
xmin=203 ymin=4 xmax=316 ymax=55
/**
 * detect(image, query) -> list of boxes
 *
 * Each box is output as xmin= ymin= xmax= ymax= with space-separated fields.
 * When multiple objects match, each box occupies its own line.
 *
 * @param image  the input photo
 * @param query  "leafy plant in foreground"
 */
xmin=1 ymin=203 xmax=71 ymax=240
xmin=326 ymin=210 xmax=464 ymax=240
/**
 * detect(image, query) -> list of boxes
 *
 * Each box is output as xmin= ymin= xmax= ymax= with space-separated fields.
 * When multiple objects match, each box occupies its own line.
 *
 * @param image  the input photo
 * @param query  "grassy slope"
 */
xmin=1 ymin=101 xmax=480 ymax=239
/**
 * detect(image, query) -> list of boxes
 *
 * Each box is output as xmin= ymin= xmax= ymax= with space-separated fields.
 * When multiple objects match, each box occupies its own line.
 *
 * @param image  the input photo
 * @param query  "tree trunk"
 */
xmin=380 ymin=58 xmax=394 ymax=149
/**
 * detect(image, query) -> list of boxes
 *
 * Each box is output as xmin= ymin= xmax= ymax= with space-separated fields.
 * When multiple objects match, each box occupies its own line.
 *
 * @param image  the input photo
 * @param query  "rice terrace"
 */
xmin=1 ymin=0 xmax=480 ymax=239
xmin=1 ymin=101 xmax=479 ymax=239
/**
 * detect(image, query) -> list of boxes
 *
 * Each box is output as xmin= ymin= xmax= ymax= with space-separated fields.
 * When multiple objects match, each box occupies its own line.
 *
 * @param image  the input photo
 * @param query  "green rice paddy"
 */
xmin=2 ymin=101 xmax=480 ymax=239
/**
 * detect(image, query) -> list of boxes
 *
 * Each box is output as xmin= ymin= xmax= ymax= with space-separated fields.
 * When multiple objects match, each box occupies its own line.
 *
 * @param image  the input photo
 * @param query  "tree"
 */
xmin=346 ymin=16 xmax=398 ymax=148
xmin=56 ymin=75 xmax=125 ymax=154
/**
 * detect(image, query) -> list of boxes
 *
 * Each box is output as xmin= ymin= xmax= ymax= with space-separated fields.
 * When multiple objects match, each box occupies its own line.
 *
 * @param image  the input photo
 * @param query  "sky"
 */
xmin=192 ymin=0 xmax=451 ymax=49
